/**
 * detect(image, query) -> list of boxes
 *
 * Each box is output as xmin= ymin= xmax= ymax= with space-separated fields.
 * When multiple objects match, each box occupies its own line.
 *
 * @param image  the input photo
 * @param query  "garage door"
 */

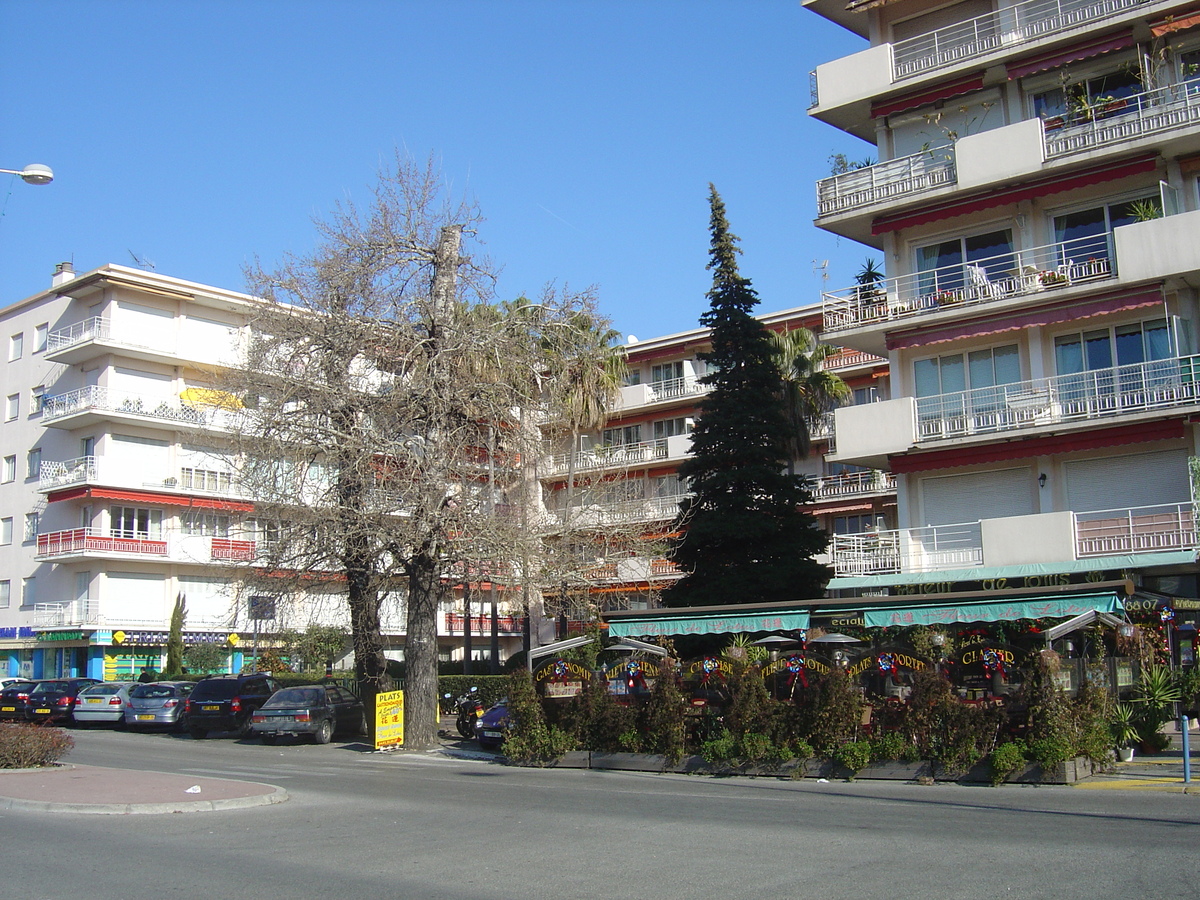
xmin=919 ymin=466 xmax=1034 ymax=525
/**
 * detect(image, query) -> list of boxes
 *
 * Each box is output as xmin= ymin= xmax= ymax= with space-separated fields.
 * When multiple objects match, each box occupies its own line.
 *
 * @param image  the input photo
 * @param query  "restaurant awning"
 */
xmin=860 ymin=591 xmax=1123 ymax=628
xmin=605 ymin=601 xmax=811 ymax=638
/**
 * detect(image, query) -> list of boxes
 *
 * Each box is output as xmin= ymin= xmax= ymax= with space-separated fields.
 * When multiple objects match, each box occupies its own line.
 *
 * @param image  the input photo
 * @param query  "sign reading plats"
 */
xmin=374 ymin=689 xmax=404 ymax=749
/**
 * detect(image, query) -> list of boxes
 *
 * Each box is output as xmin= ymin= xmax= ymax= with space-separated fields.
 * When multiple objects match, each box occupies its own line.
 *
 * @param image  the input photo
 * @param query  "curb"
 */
xmin=0 ymin=788 xmax=289 ymax=815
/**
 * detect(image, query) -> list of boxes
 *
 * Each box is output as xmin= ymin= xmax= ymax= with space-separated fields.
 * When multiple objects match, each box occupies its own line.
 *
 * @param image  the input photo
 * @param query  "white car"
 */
xmin=0 ymin=677 xmax=32 ymax=691
xmin=73 ymin=682 xmax=136 ymax=726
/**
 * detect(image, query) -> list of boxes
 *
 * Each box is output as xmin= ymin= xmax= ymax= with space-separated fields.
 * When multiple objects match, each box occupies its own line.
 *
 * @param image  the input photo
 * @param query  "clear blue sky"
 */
xmin=1 ymin=1 xmax=872 ymax=342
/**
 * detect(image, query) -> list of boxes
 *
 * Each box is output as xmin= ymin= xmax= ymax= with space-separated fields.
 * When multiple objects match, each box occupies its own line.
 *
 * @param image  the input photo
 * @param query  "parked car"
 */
xmin=0 ymin=680 xmax=38 ymax=720
xmin=250 ymin=684 xmax=366 ymax=744
xmin=0 ymin=677 xmax=32 ymax=691
xmin=25 ymin=678 xmax=101 ymax=724
xmin=124 ymin=681 xmax=194 ymax=731
xmin=185 ymin=673 xmax=279 ymax=739
xmin=72 ymin=682 xmax=136 ymax=726
xmin=474 ymin=699 xmax=511 ymax=750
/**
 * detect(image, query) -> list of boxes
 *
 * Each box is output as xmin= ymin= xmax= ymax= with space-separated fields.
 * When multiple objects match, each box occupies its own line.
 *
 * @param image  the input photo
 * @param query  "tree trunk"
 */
xmin=347 ymin=559 xmax=391 ymax=741
xmin=404 ymin=551 xmax=441 ymax=750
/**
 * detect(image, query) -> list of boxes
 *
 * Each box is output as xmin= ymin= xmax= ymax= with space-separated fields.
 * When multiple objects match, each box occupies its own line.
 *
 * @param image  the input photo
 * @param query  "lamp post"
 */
xmin=1 ymin=164 xmax=54 ymax=185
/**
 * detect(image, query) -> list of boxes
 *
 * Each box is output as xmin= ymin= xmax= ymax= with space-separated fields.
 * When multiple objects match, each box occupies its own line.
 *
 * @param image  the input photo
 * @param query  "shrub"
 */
xmin=0 ymin=723 xmax=74 ymax=769
xmin=832 ymin=740 xmax=872 ymax=778
xmin=501 ymin=669 xmax=577 ymax=763
xmin=700 ymin=729 xmax=738 ymax=766
xmin=639 ymin=671 xmax=687 ymax=764
xmin=796 ymin=668 xmax=864 ymax=756
xmin=1027 ymin=733 xmax=1072 ymax=773
xmin=989 ymin=740 xmax=1027 ymax=786
xmin=870 ymin=730 xmax=917 ymax=763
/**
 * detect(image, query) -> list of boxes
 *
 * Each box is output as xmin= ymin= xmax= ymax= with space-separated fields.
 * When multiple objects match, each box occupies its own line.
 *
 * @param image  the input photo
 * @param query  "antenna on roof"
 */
xmin=128 ymin=250 xmax=156 ymax=271
xmin=812 ymin=259 xmax=829 ymax=286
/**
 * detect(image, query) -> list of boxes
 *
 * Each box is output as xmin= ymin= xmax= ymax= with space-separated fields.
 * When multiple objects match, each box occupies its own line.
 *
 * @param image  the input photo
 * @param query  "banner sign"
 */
xmin=374 ymin=689 xmax=404 ymax=749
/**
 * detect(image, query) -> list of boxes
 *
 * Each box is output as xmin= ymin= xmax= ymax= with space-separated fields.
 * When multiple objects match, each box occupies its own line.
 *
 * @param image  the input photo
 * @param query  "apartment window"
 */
xmin=34 ymin=323 xmax=47 ymax=353
xmin=653 ymin=474 xmax=683 ymax=497
xmin=916 ymin=228 xmax=1014 ymax=294
xmin=110 ymin=506 xmax=162 ymax=539
xmin=602 ymin=424 xmax=641 ymax=446
xmin=21 ymin=577 xmax=34 ymax=606
xmin=9 ymin=332 xmax=23 ymax=361
xmin=26 ymin=448 xmax=40 ymax=479
xmin=23 ymin=513 xmax=38 ymax=542
xmin=1053 ymin=195 xmax=1156 ymax=264
xmin=183 ymin=511 xmax=230 ymax=537
xmin=623 ymin=369 xmax=642 ymax=386
xmin=2 ymin=455 xmax=14 ymax=483
xmin=30 ymin=385 xmax=45 ymax=416
xmin=0 ymin=518 xmax=12 ymax=545
xmin=651 ymin=361 xmax=684 ymax=384
xmin=1055 ymin=319 xmax=1173 ymax=378
xmin=915 ymin=344 xmax=1020 ymax=398
xmin=243 ymin=518 xmax=280 ymax=545
xmin=852 ymin=386 xmax=878 ymax=405
xmin=834 ymin=514 xmax=876 ymax=535
xmin=180 ymin=467 xmax=232 ymax=493
xmin=653 ymin=417 xmax=692 ymax=439
xmin=1034 ymin=68 xmax=1142 ymax=124
xmin=5 ymin=394 xmax=18 ymax=421
xmin=0 ymin=581 xmax=9 ymax=610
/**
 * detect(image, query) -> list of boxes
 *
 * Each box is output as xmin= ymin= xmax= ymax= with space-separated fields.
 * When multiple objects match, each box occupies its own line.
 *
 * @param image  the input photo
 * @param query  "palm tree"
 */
xmin=768 ymin=326 xmax=851 ymax=475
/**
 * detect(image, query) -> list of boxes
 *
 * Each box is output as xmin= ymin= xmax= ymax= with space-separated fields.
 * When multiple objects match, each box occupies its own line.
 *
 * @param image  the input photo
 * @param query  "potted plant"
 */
xmin=1110 ymin=701 xmax=1138 ymax=762
xmin=1132 ymin=664 xmax=1181 ymax=753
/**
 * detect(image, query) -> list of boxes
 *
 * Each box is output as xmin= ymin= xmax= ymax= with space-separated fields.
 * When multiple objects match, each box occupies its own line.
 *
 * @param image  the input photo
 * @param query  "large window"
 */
xmin=652 ymin=417 xmax=692 ymax=439
xmin=602 ymin=424 xmax=641 ymax=446
xmin=916 ymin=228 xmax=1014 ymax=296
xmin=650 ymin=361 xmax=684 ymax=384
xmin=183 ymin=512 xmax=230 ymax=537
xmin=1053 ymin=195 xmax=1156 ymax=264
xmin=915 ymin=344 xmax=1020 ymax=398
xmin=110 ymin=506 xmax=163 ymax=539
xmin=1034 ymin=68 xmax=1143 ymax=125
xmin=1055 ymin=319 xmax=1173 ymax=374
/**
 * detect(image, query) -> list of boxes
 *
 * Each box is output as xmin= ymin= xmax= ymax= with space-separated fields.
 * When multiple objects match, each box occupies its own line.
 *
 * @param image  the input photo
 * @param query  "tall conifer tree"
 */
xmin=664 ymin=186 xmax=830 ymax=607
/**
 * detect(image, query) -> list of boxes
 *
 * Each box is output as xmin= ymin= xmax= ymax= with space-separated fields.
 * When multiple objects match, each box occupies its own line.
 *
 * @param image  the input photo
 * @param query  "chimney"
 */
xmin=51 ymin=261 xmax=75 ymax=288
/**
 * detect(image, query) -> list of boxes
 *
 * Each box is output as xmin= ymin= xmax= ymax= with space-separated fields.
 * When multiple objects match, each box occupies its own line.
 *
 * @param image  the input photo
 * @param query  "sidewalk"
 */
xmin=1073 ymin=740 xmax=1200 ymax=793
xmin=0 ymin=764 xmax=288 ymax=814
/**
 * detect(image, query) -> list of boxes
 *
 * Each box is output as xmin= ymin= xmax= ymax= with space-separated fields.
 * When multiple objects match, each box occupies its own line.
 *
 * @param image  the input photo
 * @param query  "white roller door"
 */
xmin=178 ymin=576 xmax=235 ymax=625
xmin=919 ymin=466 xmax=1034 ymax=525
xmin=114 ymin=300 xmax=175 ymax=351
xmin=104 ymin=572 xmax=167 ymax=623
xmin=107 ymin=434 xmax=171 ymax=486
xmin=1065 ymin=450 xmax=1190 ymax=513
xmin=109 ymin=366 xmax=172 ymax=395
xmin=181 ymin=315 xmax=238 ymax=365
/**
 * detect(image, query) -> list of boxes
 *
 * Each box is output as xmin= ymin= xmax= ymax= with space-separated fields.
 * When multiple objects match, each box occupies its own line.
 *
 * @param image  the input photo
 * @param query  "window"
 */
xmin=651 ymin=361 xmax=684 ymax=384
xmin=654 ymin=474 xmax=683 ymax=497
xmin=180 ymin=467 xmax=232 ymax=492
xmin=916 ymin=229 xmax=1014 ymax=297
xmin=623 ymin=369 xmax=642 ymax=386
xmin=602 ymin=424 xmax=641 ymax=446
xmin=9 ymin=333 xmax=23 ymax=361
xmin=30 ymin=385 xmax=45 ymax=416
xmin=834 ymin=514 xmax=877 ymax=535
xmin=34 ymin=323 xmax=47 ymax=353
xmin=243 ymin=518 xmax=280 ymax=545
xmin=1053 ymin=195 xmax=1156 ymax=265
xmin=110 ymin=506 xmax=162 ymax=539
xmin=183 ymin=511 xmax=230 ymax=537
xmin=21 ymin=577 xmax=34 ymax=606
xmin=2 ymin=455 xmax=14 ymax=483
xmin=915 ymin=344 xmax=1020 ymax=398
xmin=26 ymin=448 xmax=40 ymax=480
xmin=852 ymin=386 xmax=878 ymax=405
xmin=653 ymin=417 xmax=692 ymax=439
xmin=23 ymin=513 xmax=38 ymax=542
xmin=5 ymin=394 xmax=18 ymax=421
xmin=1054 ymin=319 xmax=1173 ymax=374
xmin=1034 ymin=68 xmax=1143 ymax=125
xmin=0 ymin=581 xmax=9 ymax=610
xmin=0 ymin=518 xmax=12 ymax=545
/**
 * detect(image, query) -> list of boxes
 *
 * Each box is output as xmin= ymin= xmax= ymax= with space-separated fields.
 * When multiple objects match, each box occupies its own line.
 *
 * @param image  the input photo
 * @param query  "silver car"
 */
xmin=72 ymin=682 xmax=136 ymax=726
xmin=124 ymin=681 xmax=194 ymax=731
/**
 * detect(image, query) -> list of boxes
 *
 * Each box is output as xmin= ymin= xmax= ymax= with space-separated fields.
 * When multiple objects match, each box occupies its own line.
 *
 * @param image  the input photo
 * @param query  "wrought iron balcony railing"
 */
xmin=1044 ymin=82 xmax=1200 ymax=157
xmin=816 ymin=148 xmax=956 ymax=218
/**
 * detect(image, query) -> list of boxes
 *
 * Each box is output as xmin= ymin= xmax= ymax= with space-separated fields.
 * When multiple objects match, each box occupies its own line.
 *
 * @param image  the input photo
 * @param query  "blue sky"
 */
xmin=1 ymin=1 xmax=871 ymax=342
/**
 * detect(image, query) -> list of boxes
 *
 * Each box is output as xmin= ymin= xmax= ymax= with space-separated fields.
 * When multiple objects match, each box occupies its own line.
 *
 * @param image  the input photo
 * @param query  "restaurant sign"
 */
xmin=37 ymin=630 xmax=85 ymax=642
xmin=533 ymin=658 xmax=592 ymax=698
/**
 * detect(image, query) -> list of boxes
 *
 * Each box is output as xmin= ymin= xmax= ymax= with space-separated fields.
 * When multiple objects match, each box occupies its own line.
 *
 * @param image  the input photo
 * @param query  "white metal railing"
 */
xmin=1075 ymin=503 xmax=1198 ymax=557
xmin=811 ymin=470 xmax=896 ymax=500
xmin=43 ymin=385 xmax=208 ymax=426
xmin=1045 ymin=82 xmax=1200 ymax=157
xmin=831 ymin=521 xmax=984 ymax=575
xmin=546 ymin=439 xmax=670 ymax=476
xmin=33 ymin=601 xmax=101 ymax=628
xmin=822 ymin=234 xmax=1113 ymax=332
xmin=646 ymin=376 xmax=707 ymax=402
xmin=550 ymin=493 xmax=688 ymax=528
xmin=916 ymin=354 xmax=1200 ymax=441
xmin=35 ymin=527 xmax=256 ymax=563
xmin=39 ymin=456 xmax=97 ymax=490
xmin=893 ymin=0 xmax=1146 ymax=80
xmin=817 ymin=148 xmax=956 ymax=217
xmin=824 ymin=349 xmax=887 ymax=370
xmin=45 ymin=317 xmax=111 ymax=354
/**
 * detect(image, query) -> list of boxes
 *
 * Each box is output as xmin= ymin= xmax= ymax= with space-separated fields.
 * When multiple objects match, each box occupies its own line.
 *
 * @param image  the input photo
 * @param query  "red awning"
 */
xmin=872 ymin=155 xmax=1159 ymax=235
xmin=47 ymin=486 xmax=254 ymax=512
xmin=890 ymin=419 xmax=1186 ymax=473
xmin=887 ymin=288 xmax=1165 ymax=351
xmin=872 ymin=74 xmax=986 ymax=119
xmin=810 ymin=501 xmax=876 ymax=515
xmin=1006 ymin=30 xmax=1135 ymax=81
xmin=1152 ymin=10 xmax=1200 ymax=36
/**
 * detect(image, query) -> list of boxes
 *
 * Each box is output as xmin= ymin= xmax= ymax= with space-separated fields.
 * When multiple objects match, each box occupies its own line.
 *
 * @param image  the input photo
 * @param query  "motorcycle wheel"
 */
xmin=456 ymin=716 xmax=475 ymax=738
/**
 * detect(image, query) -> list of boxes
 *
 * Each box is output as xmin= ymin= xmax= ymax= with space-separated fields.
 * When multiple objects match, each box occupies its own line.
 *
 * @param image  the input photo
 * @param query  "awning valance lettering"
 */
xmin=608 ymin=611 xmax=810 ymax=638
xmin=862 ymin=591 xmax=1123 ymax=627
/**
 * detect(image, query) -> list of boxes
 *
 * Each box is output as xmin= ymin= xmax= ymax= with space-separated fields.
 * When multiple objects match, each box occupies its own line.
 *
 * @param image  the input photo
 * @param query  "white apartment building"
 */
xmin=1 ymin=263 xmax=526 ymax=681
xmin=807 ymin=0 xmax=1200 ymax=644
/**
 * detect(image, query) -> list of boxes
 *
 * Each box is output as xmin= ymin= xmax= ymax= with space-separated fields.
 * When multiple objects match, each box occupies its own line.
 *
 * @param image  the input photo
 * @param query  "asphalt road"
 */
xmin=6 ymin=728 xmax=1200 ymax=900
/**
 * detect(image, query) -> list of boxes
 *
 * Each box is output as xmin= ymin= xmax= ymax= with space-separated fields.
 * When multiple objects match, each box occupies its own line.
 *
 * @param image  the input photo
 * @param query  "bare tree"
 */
xmin=221 ymin=153 xmax=604 ymax=749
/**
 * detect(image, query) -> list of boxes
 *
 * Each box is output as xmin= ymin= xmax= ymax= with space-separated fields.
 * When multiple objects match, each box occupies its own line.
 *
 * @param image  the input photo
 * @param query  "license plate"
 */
xmin=34 ymin=708 xmax=51 ymax=715
xmin=203 ymin=705 xmax=220 ymax=711
xmin=265 ymin=717 xmax=289 ymax=725
xmin=136 ymin=714 xmax=156 ymax=721
xmin=1 ymin=706 xmax=14 ymax=712
xmin=483 ymin=730 xmax=503 ymax=739
xmin=86 ymin=698 xmax=102 ymax=704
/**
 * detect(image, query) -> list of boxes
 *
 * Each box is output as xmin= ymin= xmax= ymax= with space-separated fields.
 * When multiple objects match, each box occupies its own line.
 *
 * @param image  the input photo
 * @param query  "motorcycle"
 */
xmin=453 ymin=686 xmax=485 ymax=738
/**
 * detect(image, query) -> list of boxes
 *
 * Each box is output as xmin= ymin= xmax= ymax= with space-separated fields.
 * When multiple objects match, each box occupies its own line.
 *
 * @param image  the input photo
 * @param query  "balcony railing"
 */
xmin=816 ymin=148 xmax=956 ymax=217
xmin=892 ymin=0 xmax=1146 ymax=80
xmin=831 ymin=522 xmax=984 ymax=576
xmin=33 ymin=601 xmax=101 ymax=628
xmin=35 ymin=528 xmax=256 ymax=563
xmin=43 ymin=386 xmax=209 ymax=426
xmin=546 ymin=439 xmax=670 ymax=476
xmin=445 ymin=613 xmax=523 ymax=634
xmin=550 ymin=493 xmax=688 ymax=528
xmin=1075 ymin=503 xmax=1197 ymax=557
xmin=916 ymin=354 xmax=1200 ymax=442
xmin=646 ymin=376 xmax=707 ymax=402
xmin=822 ymin=234 xmax=1113 ymax=333
xmin=39 ymin=456 xmax=98 ymax=491
xmin=45 ymin=317 xmax=113 ymax=354
xmin=811 ymin=470 xmax=896 ymax=500
xmin=824 ymin=349 xmax=887 ymax=371
xmin=1045 ymin=82 xmax=1200 ymax=158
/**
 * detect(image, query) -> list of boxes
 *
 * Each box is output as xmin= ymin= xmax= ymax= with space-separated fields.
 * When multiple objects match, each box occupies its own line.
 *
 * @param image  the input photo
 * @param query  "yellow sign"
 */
xmin=374 ymin=689 xmax=405 ymax=749
xmin=112 ymin=630 xmax=126 ymax=644
xmin=227 ymin=633 xmax=240 ymax=646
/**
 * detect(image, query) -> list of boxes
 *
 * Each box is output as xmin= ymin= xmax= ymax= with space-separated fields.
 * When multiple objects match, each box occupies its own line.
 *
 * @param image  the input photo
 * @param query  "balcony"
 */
xmin=547 ymin=493 xmax=688 ymax=529
xmin=916 ymin=354 xmax=1200 ymax=442
xmin=893 ymin=0 xmax=1148 ymax=81
xmin=33 ymin=601 xmax=101 ymax=628
xmin=1044 ymin=83 xmax=1200 ymax=158
xmin=35 ymin=528 xmax=255 ymax=564
xmin=816 ymin=148 xmax=956 ymax=218
xmin=44 ymin=316 xmax=239 ymax=368
xmin=444 ymin=613 xmax=523 ymax=635
xmin=38 ymin=456 xmax=242 ymax=498
xmin=811 ymin=470 xmax=896 ymax=501
xmin=822 ymin=235 xmax=1114 ymax=334
xmin=586 ymin=557 xmax=681 ymax=582
xmin=618 ymin=376 xmax=709 ymax=411
xmin=546 ymin=434 xmax=692 ymax=477
xmin=830 ymin=503 xmax=1196 ymax=576
xmin=823 ymin=349 xmax=888 ymax=371
xmin=42 ymin=385 xmax=240 ymax=431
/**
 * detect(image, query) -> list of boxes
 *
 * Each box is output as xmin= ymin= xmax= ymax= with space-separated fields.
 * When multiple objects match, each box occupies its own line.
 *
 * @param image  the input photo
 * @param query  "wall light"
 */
xmin=1038 ymin=473 xmax=1047 ymax=488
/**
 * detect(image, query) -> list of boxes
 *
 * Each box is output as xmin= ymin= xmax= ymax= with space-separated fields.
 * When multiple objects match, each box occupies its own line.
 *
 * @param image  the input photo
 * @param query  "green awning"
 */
xmin=862 ymin=592 xmax=1123 ymax=628
xmin=608 ymin=610 xmax=810 ymax=639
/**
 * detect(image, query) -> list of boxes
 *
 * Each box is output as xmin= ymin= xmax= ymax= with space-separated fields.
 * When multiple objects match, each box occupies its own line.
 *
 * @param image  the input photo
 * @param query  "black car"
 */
xmin=185 ymin=673 xmax=279 ymax=739
xmin=25 ymin=678 xmax=101 ymax=724
xmin=250 ymin=684 xmax=366 ymax=744
xmin=0 ymin=680 xmax=38 ymax=720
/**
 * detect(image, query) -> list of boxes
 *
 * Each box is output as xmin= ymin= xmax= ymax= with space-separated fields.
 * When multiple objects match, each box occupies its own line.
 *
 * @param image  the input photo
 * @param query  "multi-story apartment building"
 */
xmin=541 ymin=307 xmax=892 ymax=613
xmin=1 ymin=263 xmax=523 ymax=681
xmin=806 ymin=0 xmax=1200 ymax=638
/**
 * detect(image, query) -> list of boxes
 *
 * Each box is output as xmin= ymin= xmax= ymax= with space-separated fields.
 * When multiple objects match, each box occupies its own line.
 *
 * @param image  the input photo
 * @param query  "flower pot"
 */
xmin=1118 ymin=746 xmax=1134 ymax=763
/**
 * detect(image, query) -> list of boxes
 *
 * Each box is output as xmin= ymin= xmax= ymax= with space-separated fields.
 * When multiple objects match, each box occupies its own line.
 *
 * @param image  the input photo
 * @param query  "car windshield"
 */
xmin=189 ymin=680 xmax=240 ymax=700
xmin=32 ymin=682 xmax=68 ymax=693
xmin=131 ymin=684 xmax=178 ymax=699
xmin=82 ymin=685 xmax=122 ymax=696
xmin=265 ymin=688 xmax=324 ymax=707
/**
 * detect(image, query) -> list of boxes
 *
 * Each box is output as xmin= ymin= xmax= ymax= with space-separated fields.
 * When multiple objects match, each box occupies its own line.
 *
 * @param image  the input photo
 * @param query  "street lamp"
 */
xmin=1 ymin=164 xmax=54 ymax=185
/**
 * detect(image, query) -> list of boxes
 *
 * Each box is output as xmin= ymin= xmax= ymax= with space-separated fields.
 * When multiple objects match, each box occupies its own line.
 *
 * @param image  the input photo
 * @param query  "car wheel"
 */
xmin=313 ymin=718 xmax=333 ymax=744
xmin=235 ymin=716 xmax=254 ymax=738
xmin=189 ymin=726 xmax=208 ymax=740
xmin=173 ymin=716 xmax=188 ymax=734
xmin=261 ymin=733 xmax=278 ymax=746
